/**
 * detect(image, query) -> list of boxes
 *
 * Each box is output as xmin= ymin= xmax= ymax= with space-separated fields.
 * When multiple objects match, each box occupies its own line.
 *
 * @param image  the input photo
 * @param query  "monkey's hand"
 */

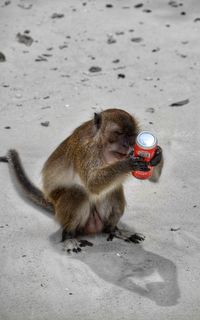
xmin=128 ymin=156 xmax=150 ymax=172
xmin=149 ymin=146 xmax=162 ymax=167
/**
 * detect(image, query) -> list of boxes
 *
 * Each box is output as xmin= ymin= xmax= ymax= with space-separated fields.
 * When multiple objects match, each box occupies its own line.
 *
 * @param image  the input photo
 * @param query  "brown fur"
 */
xmin=42 ymin=109 xmax=140 ymax=235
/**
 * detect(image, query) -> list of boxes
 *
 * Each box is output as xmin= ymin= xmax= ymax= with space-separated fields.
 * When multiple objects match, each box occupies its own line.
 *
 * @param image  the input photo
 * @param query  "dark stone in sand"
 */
xmin=107 ymin=35 xmax=117 ymax=44
xmin=134 ymin=3 xmax=144 ymax=8
xmin=118 ymin=73 xmax=125 ymax=79
xmin=168 ymin=1 xmax=182 ymax=8
xmin=169 ymin=99 xmax=189 ymax=107
xmin=35 ymin=56 xmax=48 ymax=62
xmin=106 ymin=4 xmax=113 ymax=8
xmin=51 ymin=13 xmax=64 ymax=19
xmin=131 ymin=37 xmax=143 ymax=43
xmin=152 ymin=47 xmax=160 ymax=52
xmin=170 ymin=227 xmax=181 ymax=232
xmin=89 ymin=66 xmax=102 ymax=73
xmin=146 ymin=107 xmax=155 ymax=113
xmin=3 ymin=1 xmax=11 ymax=7
xmin=0 ymin=52 xmax=6 ymax=62
xmin=41 ymin=121 xmax=50 ymax=127
xmin=194 ymin=18 xmax=200 ymax=22
xmin=143 ymin=9 xmax=152 ymax=13
xmin=59 ymin=44 xmax=68 ymax=49
xmin=112 ymin=59 xmax=120 ymax=63
xmin=5 ymin=126 xmax=11 ymax=129
xmin=16 ymin=33 xmax=33 ymax=46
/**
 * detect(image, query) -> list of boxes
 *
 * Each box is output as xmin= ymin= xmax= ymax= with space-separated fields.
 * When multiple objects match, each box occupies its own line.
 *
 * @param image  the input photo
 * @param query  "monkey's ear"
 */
xmin=94 ymin=112 xmax=102 ymax=130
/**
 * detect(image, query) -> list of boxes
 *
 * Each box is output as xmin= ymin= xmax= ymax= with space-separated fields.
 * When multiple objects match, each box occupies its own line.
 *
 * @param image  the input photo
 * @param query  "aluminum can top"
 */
xmin=136 ymin=131 xmax=157 ymax=150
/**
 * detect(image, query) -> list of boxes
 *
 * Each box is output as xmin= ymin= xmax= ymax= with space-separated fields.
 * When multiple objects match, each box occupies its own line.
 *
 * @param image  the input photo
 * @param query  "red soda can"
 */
xmin=132 ymin=131 xmax=157 ymax=179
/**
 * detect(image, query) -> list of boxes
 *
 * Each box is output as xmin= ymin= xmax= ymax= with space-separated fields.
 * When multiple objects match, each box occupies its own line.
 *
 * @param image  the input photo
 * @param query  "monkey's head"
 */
xmin=94 ymin=109 xmax=139 ymax=163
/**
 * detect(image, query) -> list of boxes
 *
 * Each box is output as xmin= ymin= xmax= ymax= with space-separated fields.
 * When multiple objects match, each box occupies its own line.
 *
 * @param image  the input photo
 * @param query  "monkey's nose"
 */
xmin=122 ymin=140 xmax=129 ymax=148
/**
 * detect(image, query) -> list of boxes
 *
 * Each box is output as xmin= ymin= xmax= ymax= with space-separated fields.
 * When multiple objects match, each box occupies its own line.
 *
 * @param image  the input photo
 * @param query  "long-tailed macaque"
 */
xmin=0 ymin=109 xmax=163 ymax=252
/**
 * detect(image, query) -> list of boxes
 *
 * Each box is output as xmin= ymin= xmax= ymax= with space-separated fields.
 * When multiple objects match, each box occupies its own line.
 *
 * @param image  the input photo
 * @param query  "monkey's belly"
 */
xmin=83 ymin=212 xmax=104 ymax=235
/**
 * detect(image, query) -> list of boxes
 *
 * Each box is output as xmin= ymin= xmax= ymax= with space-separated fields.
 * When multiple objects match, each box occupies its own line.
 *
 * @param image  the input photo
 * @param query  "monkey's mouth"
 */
xmin=113 ymin=151 xmax=128 ymax=159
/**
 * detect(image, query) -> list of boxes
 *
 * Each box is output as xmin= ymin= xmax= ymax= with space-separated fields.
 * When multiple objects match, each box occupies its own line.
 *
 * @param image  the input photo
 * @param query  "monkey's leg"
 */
xmin=50 ymin=186 xmax=92 ymax=253
xmin=104 ymin=188 xmax=145 ymax=243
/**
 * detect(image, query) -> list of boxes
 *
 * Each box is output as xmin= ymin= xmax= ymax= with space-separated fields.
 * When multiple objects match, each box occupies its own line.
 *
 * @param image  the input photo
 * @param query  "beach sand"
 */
xmin=0 ymin=0 xmax=200 ymax=319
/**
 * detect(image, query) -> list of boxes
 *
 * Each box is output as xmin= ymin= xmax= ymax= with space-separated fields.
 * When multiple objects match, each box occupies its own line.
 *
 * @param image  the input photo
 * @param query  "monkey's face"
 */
xmin=100 ymin=119 xmax=138 ymax=163
xmin=105 ymin=124 xmax=137 ymax=161
xmin=96 ymin=110 xmax=139 ymax=163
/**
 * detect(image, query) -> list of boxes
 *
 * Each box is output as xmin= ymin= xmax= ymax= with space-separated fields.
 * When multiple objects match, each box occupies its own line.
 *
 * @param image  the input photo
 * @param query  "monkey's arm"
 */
xmin=87 ymin=158 xmax=149 ymax=194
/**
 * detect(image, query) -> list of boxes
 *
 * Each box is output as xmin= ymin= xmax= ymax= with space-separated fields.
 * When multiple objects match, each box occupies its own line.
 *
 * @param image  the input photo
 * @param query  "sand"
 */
xmin=0 ymin=0 xmax=200 ymax=319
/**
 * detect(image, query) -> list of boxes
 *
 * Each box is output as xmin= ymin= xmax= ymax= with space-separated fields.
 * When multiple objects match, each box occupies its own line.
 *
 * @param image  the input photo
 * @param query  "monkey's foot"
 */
xmin=62 ymin=239 xmax=82 ymax=253
xmin=62 ymin=239 xmax=93 ymax=254
xmin=107 ymin=229 xmax=145 ymax=244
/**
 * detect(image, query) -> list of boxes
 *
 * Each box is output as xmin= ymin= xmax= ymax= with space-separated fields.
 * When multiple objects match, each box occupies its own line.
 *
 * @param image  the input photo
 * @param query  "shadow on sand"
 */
xmin=50 ymin=228 xmax=180 ymax=307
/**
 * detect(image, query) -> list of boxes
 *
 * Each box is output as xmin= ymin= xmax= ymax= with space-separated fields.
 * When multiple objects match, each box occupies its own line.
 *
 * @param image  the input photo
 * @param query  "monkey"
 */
xmin=0 ymin=109 xmax=163 ymax=252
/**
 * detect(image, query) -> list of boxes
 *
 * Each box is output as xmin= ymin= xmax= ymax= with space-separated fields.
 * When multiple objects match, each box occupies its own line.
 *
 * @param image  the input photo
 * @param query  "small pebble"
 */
xmin=107 ymin=34 xmax=117 ymax=44
xmin=89 ymin=66 xmax=102 ymax=73
xmin=0 ymin=52 xmax=6 ymax=62
xmin=112 ymin=59 xmax=120 ymax=63
xmin=105 ymin=4 xmax=113 ymax=8
xmin=131 ymin=37 xmax=143 ymax=43
xmin=51 ymin=13 xmax=64 ymax=19
xmin=143 ymin=9 xmax=152 ymax=13
xmin=170 ymin=227 xmax=181 ymax=232
xmin=169 ymin=99 xmax=189 ymax=107
xmin=152 ymin=47 xmax=160 ymax=52
xmin=16 ymin=33 xmax=33 ymax=46
xmin=41 ymin=121 xmax=50 ymax=127
xmin=118 ymin=73 xmax=125 ymax=79
xmin=134 ymin=3 xmax=144 ymax=8
xmin=146 ymin=107 xmax=155 ymax=113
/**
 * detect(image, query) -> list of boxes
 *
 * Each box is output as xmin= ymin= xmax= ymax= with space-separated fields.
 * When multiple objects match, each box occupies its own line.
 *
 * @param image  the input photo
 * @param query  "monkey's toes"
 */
xmin=107 ymin=233 xmax=114 ymax=241
xmin=79 ymin=239 xmax=93 ymax=247
xmin=62 ymin=239 xmax=82 ymax=254
xmin=127 ymin=233 xmax=145 ymax=243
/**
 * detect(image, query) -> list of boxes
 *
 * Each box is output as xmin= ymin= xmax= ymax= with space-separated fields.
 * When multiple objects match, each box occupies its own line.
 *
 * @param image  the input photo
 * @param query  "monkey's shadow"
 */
xmin=50 ymin=227 xmax=180 ymax=307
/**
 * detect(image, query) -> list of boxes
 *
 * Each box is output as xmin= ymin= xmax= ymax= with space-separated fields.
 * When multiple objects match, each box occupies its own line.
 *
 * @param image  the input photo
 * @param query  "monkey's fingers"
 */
xmin=127 ymin=233 xmax=145 ymax=243
xmin=134 ymin=161 xmax=150 ymax=172
xmin=150 ymin=146 xmax=162 ymax=166
xmin=129 ymin=156 xmax=150 ymax=172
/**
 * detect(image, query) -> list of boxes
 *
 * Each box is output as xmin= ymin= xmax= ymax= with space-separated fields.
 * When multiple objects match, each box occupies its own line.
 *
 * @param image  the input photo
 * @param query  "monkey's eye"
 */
xmin=114 ymin=131 xmax=123 ymax=136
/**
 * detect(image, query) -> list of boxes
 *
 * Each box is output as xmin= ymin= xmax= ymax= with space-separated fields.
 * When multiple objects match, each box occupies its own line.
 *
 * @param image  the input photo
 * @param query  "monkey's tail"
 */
xmin=0 ymin=150 xmax=54 ymax=214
